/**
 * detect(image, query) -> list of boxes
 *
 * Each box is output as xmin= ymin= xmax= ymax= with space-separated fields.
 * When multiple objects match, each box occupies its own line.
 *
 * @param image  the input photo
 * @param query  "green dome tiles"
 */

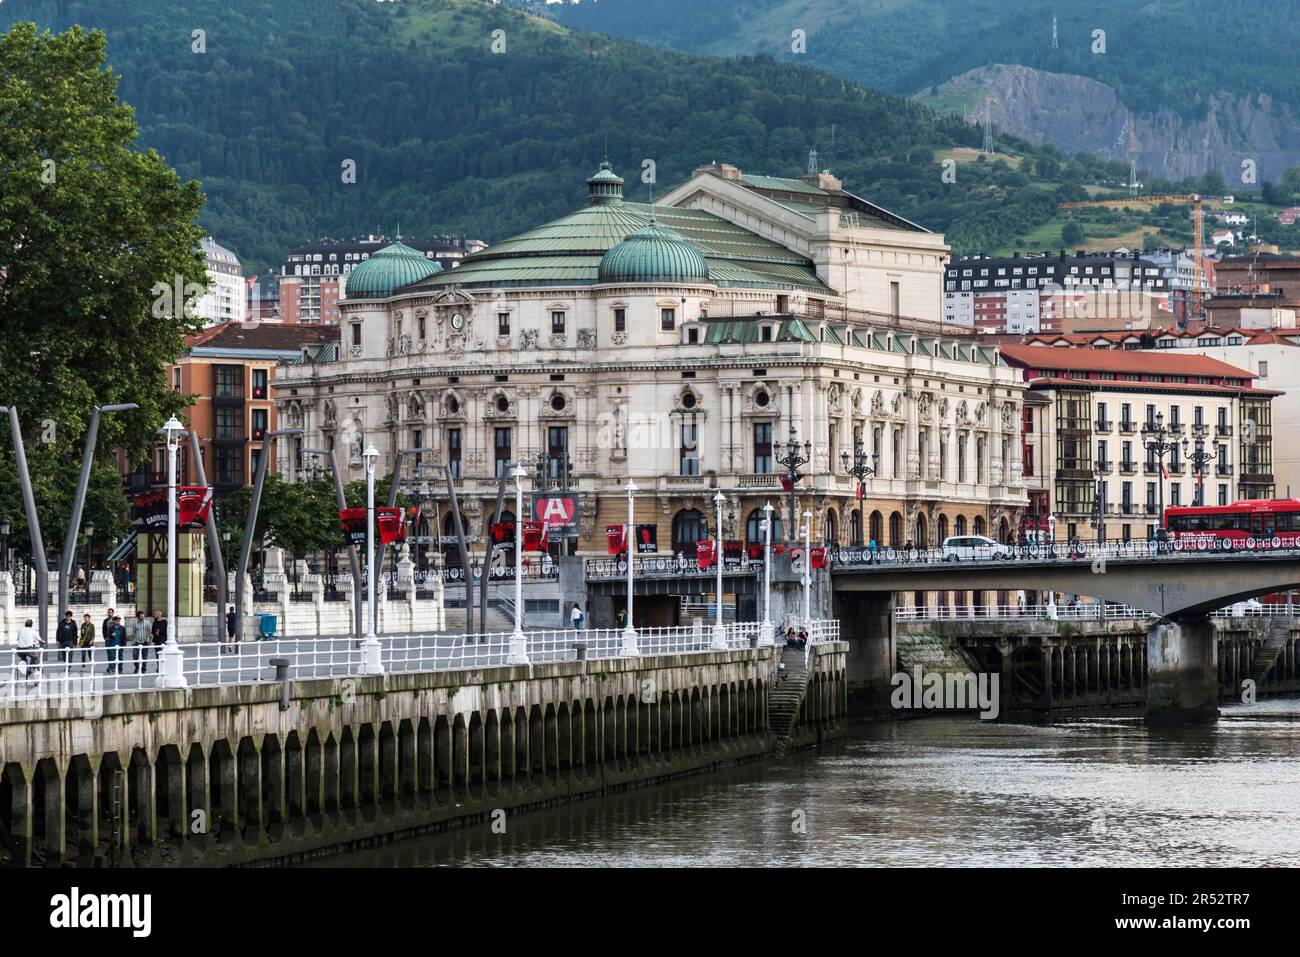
xmin=344 ymin=242 xmax=443 ymax=299
xmin=597 ymin=221 xmax=710 ymax=285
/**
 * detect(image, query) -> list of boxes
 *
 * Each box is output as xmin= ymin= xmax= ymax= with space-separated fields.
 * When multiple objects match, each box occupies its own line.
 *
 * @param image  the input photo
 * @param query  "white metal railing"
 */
xmin=0 ymin=619 xmax=840 ymax=704
xmin=896 ymin=602 xmax=1299 ymax=622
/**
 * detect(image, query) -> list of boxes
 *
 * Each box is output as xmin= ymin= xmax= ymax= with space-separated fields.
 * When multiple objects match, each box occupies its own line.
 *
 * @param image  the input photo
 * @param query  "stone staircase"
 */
xmin=769 ymin=646 xmax=810 ymax=756
xmin=442 ymin=605 xmax=513 ymax=634
xmin=1249 ymin=619 xmax=1292 ymax=686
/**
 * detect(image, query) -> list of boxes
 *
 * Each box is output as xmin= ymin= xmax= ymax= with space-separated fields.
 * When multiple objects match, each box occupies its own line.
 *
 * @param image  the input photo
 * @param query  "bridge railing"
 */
xmin=0 ymin=619 xmax=836 ymax=703
xmin=832 ymin=539 xmax=1300 ymax=569
xmin=896 ymin=602 xmax=1299 ymax=622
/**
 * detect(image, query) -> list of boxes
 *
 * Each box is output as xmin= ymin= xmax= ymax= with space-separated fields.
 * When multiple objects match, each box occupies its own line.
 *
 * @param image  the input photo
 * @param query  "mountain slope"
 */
xmin=524 ymin=0 xmax=1300 ymax=183
xmin=1 ymin=0 xmax=1087 ymax=269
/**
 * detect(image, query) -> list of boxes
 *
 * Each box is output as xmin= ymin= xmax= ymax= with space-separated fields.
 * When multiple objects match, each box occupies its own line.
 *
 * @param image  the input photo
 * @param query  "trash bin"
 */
xmin=259 ymin=614 xmax=277 ymax=640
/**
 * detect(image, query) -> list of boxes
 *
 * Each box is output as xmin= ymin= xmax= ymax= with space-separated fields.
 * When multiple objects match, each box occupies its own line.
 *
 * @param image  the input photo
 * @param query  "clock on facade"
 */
xmin=450 ymin=313 xmax=464 ymax=330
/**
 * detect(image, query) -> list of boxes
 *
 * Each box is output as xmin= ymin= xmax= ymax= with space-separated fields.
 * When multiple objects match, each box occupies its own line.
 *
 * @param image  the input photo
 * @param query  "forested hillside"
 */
xmin=0 ymin=0 xmax=1250 ymax=270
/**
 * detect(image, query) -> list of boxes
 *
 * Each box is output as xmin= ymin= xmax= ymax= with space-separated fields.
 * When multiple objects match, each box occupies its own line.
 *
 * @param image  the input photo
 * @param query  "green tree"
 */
xmin=0 ymin=23 xmax=206 ymax=555
xmin=1061 ymin=220 xmax=1086 ymax=247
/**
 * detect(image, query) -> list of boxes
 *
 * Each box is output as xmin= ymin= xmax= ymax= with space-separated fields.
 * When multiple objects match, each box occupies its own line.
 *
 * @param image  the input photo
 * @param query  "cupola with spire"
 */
xmin=586 ymin=160 xmax=625 ymax=206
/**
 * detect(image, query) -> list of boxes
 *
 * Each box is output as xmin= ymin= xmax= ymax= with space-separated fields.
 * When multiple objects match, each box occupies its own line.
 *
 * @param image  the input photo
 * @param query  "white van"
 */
xmin=941 ymin=535 xmax=1010 ymax=561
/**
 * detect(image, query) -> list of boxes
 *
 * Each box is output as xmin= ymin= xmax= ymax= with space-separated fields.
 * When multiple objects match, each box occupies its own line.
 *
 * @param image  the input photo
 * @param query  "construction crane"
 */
xmin=1056 ymin=194 xmax=1217 ymax=322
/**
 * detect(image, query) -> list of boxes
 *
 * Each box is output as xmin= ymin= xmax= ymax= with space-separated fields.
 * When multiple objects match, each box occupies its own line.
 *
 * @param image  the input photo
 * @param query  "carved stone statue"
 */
xmin=521 ymin=328 xmax=538 ymax=350
xmin=577 ymin=329 xmax=597 ymax=349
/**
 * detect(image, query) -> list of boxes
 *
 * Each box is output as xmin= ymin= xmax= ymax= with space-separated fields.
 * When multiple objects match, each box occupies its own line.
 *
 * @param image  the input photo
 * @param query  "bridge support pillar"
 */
xmin=1146 ymin=618 xmax=1218 ymax=723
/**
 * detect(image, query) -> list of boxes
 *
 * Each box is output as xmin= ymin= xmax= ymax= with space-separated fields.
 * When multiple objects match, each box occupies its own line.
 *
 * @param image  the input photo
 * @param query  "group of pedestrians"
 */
xmin=21 ymin=607 xmax=169 ymax=675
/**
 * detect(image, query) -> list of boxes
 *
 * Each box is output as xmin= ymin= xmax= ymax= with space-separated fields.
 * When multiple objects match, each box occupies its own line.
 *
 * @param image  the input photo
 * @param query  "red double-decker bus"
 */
xmin=1164 ymin=499 xmax=1300 ymax=550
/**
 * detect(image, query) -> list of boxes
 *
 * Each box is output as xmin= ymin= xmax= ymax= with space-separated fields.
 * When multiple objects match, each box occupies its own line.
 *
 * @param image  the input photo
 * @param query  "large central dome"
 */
xmin=597 ymin=221 xmax=711 ymax=285
xmin=344 ymin=242 xmax=443 ymax=299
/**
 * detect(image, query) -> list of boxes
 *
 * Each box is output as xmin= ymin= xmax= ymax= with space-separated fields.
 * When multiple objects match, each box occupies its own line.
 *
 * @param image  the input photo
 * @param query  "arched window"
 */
xmin=938 ymin=514 xmax=949 ymax=543
xmin=955 ymin=515 xmax=968 ymax=536
xmin=888 ymin=511 xmax=903 ymax=546
xmin=824 ymin=509 xmax=838 ymax=546
xmin=745 ymin=509 xmax=782 ymax=543
xmin=998 ymin=517 xmax=1010 ymax=543
xmin=869 ymin=510 xmax=883 ymax=545
xmin=849 ymin=509 xmax=863 ymax=546
xmin=973 ymin=515 xmax=986 ymax=537
xmin=915 ymin=514 xmax=928 ymax=548
xmin=672 ymin=509 xmax=707 ymax=555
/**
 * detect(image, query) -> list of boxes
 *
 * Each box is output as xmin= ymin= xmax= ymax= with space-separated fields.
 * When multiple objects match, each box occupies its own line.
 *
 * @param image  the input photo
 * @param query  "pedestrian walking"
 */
xmin=105 ymin=616 xmax=126 ymax=674
xmin=56 ymin=610 xmax=78 ymax=665
xmin=151 ymin=610 xmax=168 ymax=668
xmin=224 ymin=604 xmax=238 ymax=654
xmin=78 ymin=614 xmax=95 ymax=670
xmin=101 ymin=608 xmax=115 ymax=645
xmin=131 ymin=611 xmax=152 ymax=674
xmin=570 ymin=603 xmax=584 ymax=630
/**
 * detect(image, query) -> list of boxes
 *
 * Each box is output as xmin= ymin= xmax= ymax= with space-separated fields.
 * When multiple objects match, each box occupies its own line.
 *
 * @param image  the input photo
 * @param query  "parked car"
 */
xmin=941 ymin=535 xmax=1010 ymax=561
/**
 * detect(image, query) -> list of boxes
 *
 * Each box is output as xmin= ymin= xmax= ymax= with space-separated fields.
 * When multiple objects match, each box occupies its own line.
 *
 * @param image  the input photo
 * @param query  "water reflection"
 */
xmin=305 ymin=698 xmax=1300 ymax=868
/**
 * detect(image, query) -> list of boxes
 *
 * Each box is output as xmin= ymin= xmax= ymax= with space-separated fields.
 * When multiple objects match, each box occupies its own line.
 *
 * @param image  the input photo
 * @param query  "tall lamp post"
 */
xmin=0 ymin=514 xmax=9 ymax=573
xmin=84 ymin=520 xmax=95 ymax=591
xmin=620 ymin=480 xmax=639 ymax=656
xmin=1141 ymin=411 xmax=1178 ymax=539
xmin=711 ymin=490 xmax=727 ymax=649
xmin=156 ymin=415 xmax=188 ymax=689
xmin=360 ymin=444 xmax=384 ymax=675
xmin=1091 ymin=463 xmax=1107 ymax=545
xmin=774 ymin=426 xmax=812 ymax=543
xmin=1183 ymin=424 xmax=1218 ymax=507
xmin=801 ymin=509 xmax=812 ymax=626
xmin=761 ymin=501 xmax=775 ymax=646
xmin=508 ymin=464 xmax=529 ymax=664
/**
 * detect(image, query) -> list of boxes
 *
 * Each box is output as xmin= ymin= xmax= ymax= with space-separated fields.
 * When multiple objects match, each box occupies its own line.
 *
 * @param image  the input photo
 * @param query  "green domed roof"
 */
xmin=597 ymin=220 xmax=710 ymax=285
xmin=344 ymin=242 xmax=443 ymax=299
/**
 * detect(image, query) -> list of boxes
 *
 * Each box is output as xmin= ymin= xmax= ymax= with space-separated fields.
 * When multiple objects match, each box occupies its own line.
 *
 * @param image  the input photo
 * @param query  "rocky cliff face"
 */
xmin=914 ymin=64 xmax=1300 ymax=183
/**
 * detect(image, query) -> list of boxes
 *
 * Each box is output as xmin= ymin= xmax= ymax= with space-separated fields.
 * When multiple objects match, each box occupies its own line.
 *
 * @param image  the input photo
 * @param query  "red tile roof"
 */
xmin=1026 ymin=376 xmax=1280 ymax=397
xmin=1000 ymin=344 xmax=1256 ymax=379
xmin=184 ymin=321 xmax=338 ymax=351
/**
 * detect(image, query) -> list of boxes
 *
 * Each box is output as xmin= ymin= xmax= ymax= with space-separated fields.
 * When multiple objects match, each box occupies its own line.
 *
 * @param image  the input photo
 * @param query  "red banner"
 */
xmin=607 ymin=524 xmax=626 ymax=555
xmin=696 ymin=540 xmax=716 ymax=568
xmin=132 ymin=486 xmax=212 ymax=528
xmin=522 ymin=520 xmax=548 ymax=552
xmin=339 ymin=507 xmax=407 ymax=546
xmin=810 ymin=546 xmax=827 ymax=569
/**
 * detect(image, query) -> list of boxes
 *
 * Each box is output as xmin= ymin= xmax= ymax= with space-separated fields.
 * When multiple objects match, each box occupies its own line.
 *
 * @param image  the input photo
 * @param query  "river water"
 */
xmin=307 ymin=698 xmax=1300 ymax=867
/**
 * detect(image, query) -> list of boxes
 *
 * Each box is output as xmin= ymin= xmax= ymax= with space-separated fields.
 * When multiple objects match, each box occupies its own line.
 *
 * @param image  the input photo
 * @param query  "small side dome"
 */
xmin=587 ymin=160 xmax=625 ymax=206
xmin=344 ymin=242 xmax=443 ymax=299
xmin=598 ymin=221 xmax=710 ymax=285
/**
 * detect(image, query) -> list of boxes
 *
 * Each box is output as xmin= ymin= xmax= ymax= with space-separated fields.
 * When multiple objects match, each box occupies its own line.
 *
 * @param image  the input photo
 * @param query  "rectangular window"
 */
xmin=249 ymin=447 xmax=261 ymax=482
xmin=213 ymin=365 xmax=243 ymax=399
xmin=1219 ymin=485 xmax=1229 ymax=506
xmin=351 ymin=324 xmax=361 ymax=347
xmin=1122 ymin=481 xmax=1133 ymax=508
xmin=215 ymin=446 xmax=241 ymax=487
xmin=679 ymin=424 xmax=700 ymax=476
xmin=172 ymin=367 xmax=182 ymax=392
xmin=889 ymin=281 xmax=900 ymax=316
xmin=1170 ymin=483 xmax=1181 ymax=506
xmin=613 ymin=308 xmax=626 ymax=333
xmin=448 ymin=428 xmax=462 ymax=479
xmin=251 ymin=408 xmax=268 ymax=440
xmin=753 ymin=423 xmax=773 ymax=474
xmin=413 ymin=430 xmax=423 ymax=467
xmin=1194 ymin=405 xmax=1204 ymax=428
xmin=687 ymin=327 xmax=699 ymax=344
xmin=1170 ymin=406 xmax=1181 ymax=429
xmin=251 ymin=368 xmax=268 ymax=399
xmin=418 ymin=317 xmax=426 ymax=339
xmin=214 ymin=406 xmax=242 ymax=441
xmin=1023 ymin=444 xmax=1034 ymax=478
xmin=660 ymin=308 xmax=675 ymax=331
xmin=1258 ymin=360 xmax=1269 ymax=379
xmin=551 ymin=310 xmax=565 ymax=334
xmin=498 ymin=313 xmax=511 ymax=336
xmin=547 ymin=426 xmax=569 ymax=480
xmin=494 ymin=427 xmax=511 ymax=478
xmin=1145 ymin=403 xmax=1156 ymax=428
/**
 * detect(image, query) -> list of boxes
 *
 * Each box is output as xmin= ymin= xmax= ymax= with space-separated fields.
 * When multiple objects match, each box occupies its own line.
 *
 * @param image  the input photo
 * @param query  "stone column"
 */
xmin=1147 ymin=618 xmax=1219 ymax=722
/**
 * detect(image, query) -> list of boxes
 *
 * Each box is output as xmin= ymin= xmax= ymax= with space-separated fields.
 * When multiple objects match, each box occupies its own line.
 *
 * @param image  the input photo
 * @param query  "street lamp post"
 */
xmin=1091 ymin=464 xmax=1106 ymax=545
xmin=801 ymin=510 xmax=812 ymax=626
xmin=774 ymin=425 xmax=812 ymax=545
xmin=156 ymin=415 xmax=188 ymax=689
xmin=712 ymin=490 xmax=727 ymax=649
xmin=841 ymin=439 xmax=878 ymax=500
xmin=761 ymin=501 xmax=774 ymax=646
xmin=1183 ymin=424 xmax=1218 ymax=507
xmin=360 ymin=444 xmax=384 ymax=675
xmin=0 ymin=514 xmax=9 ymax=574
xmin=1045 ymin=512 xmax=1058 ymax=619
xmin=84 ymin=520 xmax=94 ymax=592
xmin=509 ymin=464 xmax=528 ymax=664
xmin=1141 ymin=411 xmax=1178 ymax=539
xmin=620 ymin=480 xmax=639 ymax=656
